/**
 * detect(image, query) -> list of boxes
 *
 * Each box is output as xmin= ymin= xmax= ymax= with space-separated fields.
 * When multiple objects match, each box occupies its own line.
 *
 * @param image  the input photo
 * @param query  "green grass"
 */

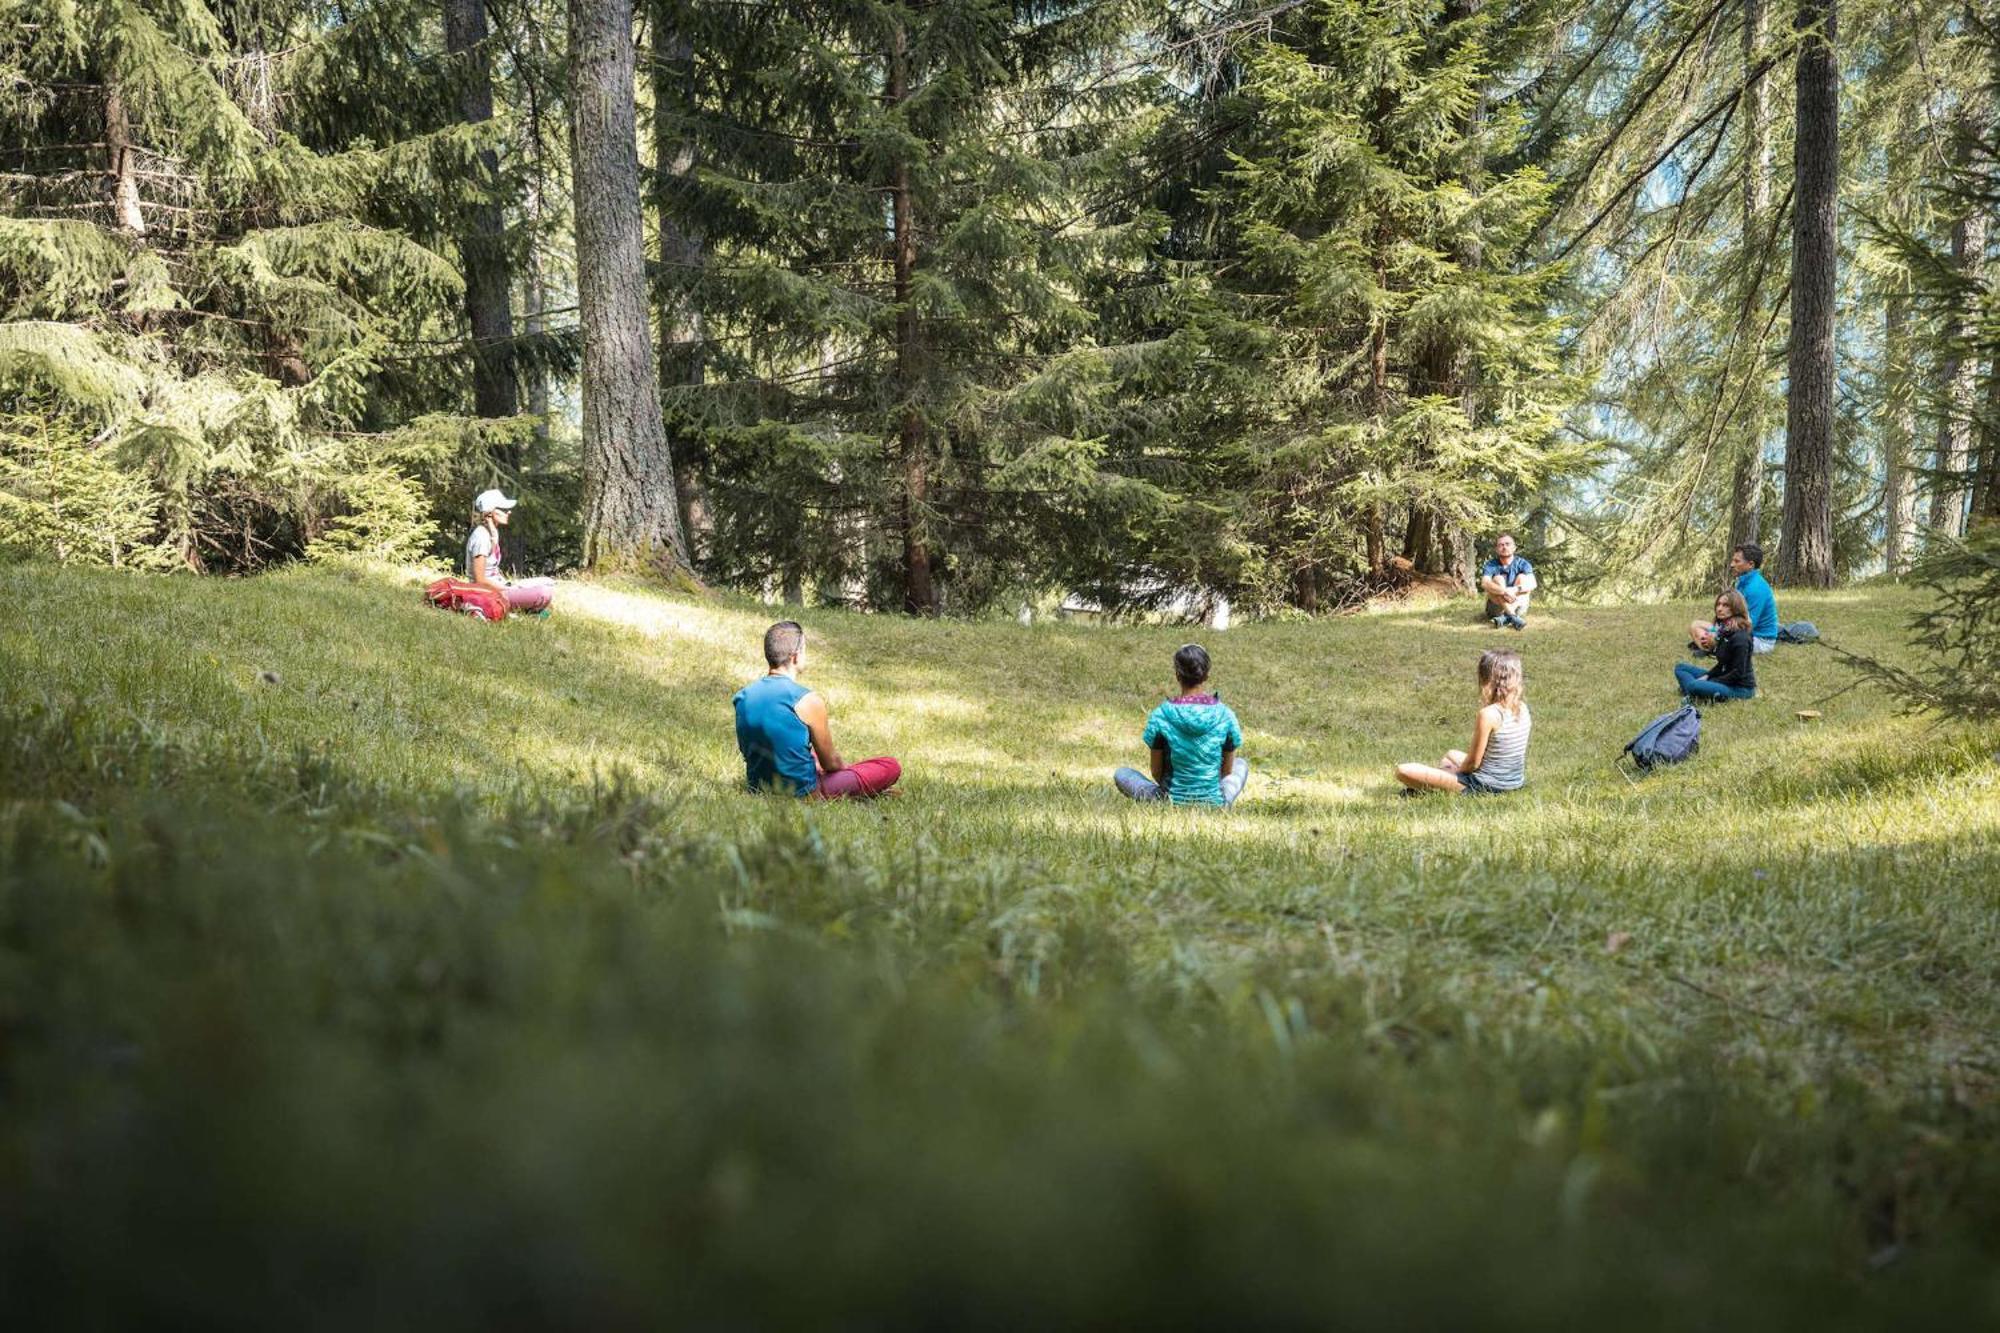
xmin=3 ymin=562 xmax=1997 ymax=1325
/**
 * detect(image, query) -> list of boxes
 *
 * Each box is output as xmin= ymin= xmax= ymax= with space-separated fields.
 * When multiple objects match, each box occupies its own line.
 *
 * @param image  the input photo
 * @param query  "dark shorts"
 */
xmin=1456 ymin=771 xmax=1511 ymax=796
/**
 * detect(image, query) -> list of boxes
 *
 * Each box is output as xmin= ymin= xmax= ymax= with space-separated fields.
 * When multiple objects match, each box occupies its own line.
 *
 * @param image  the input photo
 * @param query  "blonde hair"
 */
xmin=1714 ymin=588 xmax=1750 ymax=629
xmin=1478 ymin=649 xmax=1525 ymax=715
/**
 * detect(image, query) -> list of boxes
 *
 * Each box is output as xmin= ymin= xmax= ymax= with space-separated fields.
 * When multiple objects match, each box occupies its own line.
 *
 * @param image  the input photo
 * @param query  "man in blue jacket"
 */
xmin=1691 ymin=542 xmax=1780 ymax=655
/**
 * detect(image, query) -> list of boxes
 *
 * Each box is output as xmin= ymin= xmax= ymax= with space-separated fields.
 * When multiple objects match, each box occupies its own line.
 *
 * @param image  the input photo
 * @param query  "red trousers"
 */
xmin=814 ymin=757 xmax=902 ymax=800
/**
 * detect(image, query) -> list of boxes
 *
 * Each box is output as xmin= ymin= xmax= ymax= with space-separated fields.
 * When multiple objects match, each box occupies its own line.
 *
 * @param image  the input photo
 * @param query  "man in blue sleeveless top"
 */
xmin=1478 ymin=533 xmax=1536 ymax=630
xmin=1690 ymin=542 xmax=1779 ymax=656
xmin=733 ymin=621 xmax=902 ymax=799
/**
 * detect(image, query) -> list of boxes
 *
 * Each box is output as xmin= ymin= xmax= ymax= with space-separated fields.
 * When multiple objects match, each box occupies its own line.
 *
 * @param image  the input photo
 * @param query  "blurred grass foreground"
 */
xmin=2 ymin=563 xmax=1998 ymax=1326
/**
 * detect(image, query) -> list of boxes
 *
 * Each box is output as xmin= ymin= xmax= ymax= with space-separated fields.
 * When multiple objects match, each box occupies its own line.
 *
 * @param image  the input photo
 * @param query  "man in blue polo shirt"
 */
xmin=1478 ymin=533 xmax=1536 ymax=630
xmin=1690 ymin=542 xmax=1779 ymax=656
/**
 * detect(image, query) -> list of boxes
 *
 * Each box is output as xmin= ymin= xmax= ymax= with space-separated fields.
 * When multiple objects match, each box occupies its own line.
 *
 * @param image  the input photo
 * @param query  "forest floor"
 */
xmin=3 ymin=563 xmax=1997 ymax=1326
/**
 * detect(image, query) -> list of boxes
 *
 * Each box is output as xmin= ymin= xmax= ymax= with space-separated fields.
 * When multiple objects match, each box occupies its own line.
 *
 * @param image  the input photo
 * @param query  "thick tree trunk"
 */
xmin=1882 ymin=293 xmax=1919 ymax=573
xmin=652 ymin=25 xmax=710 ymax=555
xmin=1727 ymin=0 xmax=1770 ymax=554
xmin=1927 ymin=208 xmax=1987 ymax=537
xmin=445 ymin=0 xmax=519 ymax=421
xmin=105 ymin=84 xmax=145 ymax=236
xmin=888 ymin=24 xmax=936 ymax=616
xmin=1775 ymin=0 xmax=1837 ymax=588
xmin=569 ymin=0 xmax=689 ymax=574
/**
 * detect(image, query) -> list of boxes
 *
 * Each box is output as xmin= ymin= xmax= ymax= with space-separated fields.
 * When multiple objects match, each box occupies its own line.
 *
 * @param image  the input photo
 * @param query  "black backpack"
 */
xmin=1623 ymin=704 xmax=1701 ymax=771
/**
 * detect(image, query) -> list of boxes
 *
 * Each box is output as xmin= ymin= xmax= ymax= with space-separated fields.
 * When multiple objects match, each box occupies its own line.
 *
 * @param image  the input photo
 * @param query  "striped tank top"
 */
xmin=1474 ymin=703 xmax=1531 ymax=791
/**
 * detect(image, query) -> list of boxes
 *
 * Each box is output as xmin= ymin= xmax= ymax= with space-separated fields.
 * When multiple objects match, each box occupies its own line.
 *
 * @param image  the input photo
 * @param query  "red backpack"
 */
xmin=425 ymin=577 xmax=508 ymax=622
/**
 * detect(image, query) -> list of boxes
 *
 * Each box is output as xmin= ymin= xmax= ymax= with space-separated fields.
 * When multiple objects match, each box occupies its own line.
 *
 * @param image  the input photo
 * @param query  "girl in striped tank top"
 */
xmin=1394 ymin=649 xmax=1531 ymax=796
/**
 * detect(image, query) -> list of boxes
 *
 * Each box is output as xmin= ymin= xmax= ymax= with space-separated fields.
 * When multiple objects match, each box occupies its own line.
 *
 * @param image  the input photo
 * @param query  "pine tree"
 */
xmin=660 ymin=0 xmax=1162 ymax=614
xmin=445 ymin=0 xmax=521 ymax=420
xmin=1775 ymin=0 xmax=1838 ymax=587
xmin=569 ymin=0 xmax=689 ymax=573
xmin=1128 ymin=0 xmax=1578 ymax=612
xmin=0 ymin=0 xmax=540 ymax=570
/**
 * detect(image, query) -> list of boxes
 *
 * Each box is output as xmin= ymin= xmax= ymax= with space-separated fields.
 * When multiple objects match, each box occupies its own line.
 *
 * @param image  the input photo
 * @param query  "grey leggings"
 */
xmin=1114 ymin=757 xmax=1249 ymax=806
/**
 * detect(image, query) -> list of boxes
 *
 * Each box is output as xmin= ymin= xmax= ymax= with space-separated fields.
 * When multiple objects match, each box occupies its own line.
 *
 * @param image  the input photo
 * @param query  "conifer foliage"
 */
xmin=2 ymin=0 xmax=1992 ymax=610
xmin=0 ymin=0 xmax=528 ymax=571
xmin=1123 ymin=0 xmax=1580 ymax=612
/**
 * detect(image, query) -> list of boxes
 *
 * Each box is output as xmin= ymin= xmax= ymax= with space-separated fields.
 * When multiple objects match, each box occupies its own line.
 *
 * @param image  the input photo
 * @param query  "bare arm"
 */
xmin=795 ymin=691 xmax=845 ymax=774
xmin=1462 ymin=705 xmax=1499 ymax=773
xmin=1220 ymin=742 xmax=1234 ymax=785
xmin=1150 ymin=738 xmax=1170 ymax=785
xmin=471 ymin=552 xmax=505 ymax=592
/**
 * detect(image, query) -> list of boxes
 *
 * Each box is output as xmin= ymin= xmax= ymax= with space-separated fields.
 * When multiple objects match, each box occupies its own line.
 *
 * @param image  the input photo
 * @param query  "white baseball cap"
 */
xmin=474 ymin=489 xmax=518 ymax=514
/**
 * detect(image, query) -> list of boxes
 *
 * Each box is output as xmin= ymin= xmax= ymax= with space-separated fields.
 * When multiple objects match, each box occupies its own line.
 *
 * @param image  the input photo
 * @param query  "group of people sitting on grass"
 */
xmin=453 ymin=491 xmax=1784 ymax=806
xmin=726 ymin=534 xmax=1793 ymax=808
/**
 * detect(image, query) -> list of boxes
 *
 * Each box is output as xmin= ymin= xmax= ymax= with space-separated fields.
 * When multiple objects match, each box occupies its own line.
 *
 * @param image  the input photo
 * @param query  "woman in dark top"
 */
xmin=1674 ymin=590 xmax=1756 ymax=701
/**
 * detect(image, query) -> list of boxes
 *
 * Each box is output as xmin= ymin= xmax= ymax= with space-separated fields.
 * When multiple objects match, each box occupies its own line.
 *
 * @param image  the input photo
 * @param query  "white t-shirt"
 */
xmin=465 ymin=524 xmax=504 ymax=583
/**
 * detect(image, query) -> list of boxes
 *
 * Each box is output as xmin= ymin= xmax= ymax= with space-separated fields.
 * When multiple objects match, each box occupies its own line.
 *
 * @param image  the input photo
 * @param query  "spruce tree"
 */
xmin=569 ymin=0 xmax=689 ymax=573
xmin=0 ymin=0 xmax=518 ymax=570
xmin=660 ymin=0 xmax=1161 ymax=614
xmin=1775 ymin=0 xmax=1838 ymax=587
xmin=1129 ymin=0 xmax=1577 ymax=612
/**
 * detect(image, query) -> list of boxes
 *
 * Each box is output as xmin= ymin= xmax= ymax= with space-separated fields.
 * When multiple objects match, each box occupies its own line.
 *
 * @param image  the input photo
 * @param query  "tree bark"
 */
xmin=1727 ymin=0 xmax=1770 ymax=554
xmin=888 ymin=22 xmax=936 ymax=616
xmin=652 ymin=22 xmax=710 ymax=555
xmin=1927 ymin=208 xmax=1986 ymax=537
xmin=445 ymin=0 xmax=519 ymax=421
xmin=1774 ymin=0 xmax=1837 ymax=588
xmin=569 ymin=0 xmax=690 ymax=574
xmin=1974 ymin=355 xmax=2000 ymax=524
xmin=1882 ymin=292 xmax=1919 ymax=573
xmin=524 ymin=177 xmax=551 ymax=451
xmin=1367 ymin=236 xmax=1390 ymax=574
xmin=105 ymin=83 xmax=145 ymax=236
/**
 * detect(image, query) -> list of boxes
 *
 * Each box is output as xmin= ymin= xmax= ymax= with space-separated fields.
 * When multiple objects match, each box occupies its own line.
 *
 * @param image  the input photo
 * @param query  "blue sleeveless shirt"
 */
xmin=733 ymin=674 xmax=818 ymax=795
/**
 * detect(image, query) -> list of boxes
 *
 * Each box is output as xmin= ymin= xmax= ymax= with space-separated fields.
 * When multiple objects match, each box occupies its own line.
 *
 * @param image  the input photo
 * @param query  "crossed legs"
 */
xmin=1395 ymin=749 xmax=1468 ymax=794
xmin=815 ymin=756 xmax=902 ymax=799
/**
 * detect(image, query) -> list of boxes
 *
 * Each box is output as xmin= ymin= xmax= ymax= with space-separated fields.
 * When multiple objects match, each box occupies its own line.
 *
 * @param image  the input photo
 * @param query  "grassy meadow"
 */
xmin=2 ymin=561 xmax=1997 ymax=1325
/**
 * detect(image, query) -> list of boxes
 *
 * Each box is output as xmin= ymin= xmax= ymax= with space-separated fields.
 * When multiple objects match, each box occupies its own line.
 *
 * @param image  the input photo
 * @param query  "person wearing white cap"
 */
xmin=466 ymin=488 xmax=555 ymax=615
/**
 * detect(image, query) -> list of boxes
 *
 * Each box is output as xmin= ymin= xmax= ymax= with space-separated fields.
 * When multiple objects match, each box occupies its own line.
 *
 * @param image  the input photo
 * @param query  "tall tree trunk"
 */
xmin=1974 ymin=355 xmax=2000 ymax=524
xmin=1927 ymin=209 xmax=1987 ymax=537
xmin=446 ymin=0 xmax=519 ymax=422
xmin=1367 ymin=239 xmax=1390 ymax=573
xmin=1882 ymin=292 xmax=1920 ymax=572
xmin=888 ymin=23 xmax=935 ymax=616
xmin=1439 ymin=0 xmax=1484 ymax=591
xmin=569 ymin=0 xmax=689 ymax=573
xmin=524 ymin=177 xmax=551 ymax=452
xmin=105 ymin=83 xmax=145 ymax=236
xmin=1775 ymin=0 xmax=1838 ymax=588
xmin=652 ymin=22 xmax=709 ymax=555
xmin=1727 ymin=0 xmax=1770 ymax=554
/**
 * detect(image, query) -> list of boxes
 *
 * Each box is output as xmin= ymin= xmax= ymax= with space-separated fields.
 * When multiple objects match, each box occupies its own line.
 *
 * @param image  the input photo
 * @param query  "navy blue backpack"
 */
xmin=1623 ymin=704 xmax=1701 ymax=772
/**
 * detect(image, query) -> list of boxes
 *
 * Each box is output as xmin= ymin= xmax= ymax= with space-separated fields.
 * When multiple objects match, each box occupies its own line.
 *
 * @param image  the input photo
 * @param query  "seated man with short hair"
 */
xmin=1479 ymin=533 xmax=1536 ymax=630
xmin=1690 ymin=542 xmax=1780 ymax=656
xmin=733 ymin=621 xmax=901 ymax=800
